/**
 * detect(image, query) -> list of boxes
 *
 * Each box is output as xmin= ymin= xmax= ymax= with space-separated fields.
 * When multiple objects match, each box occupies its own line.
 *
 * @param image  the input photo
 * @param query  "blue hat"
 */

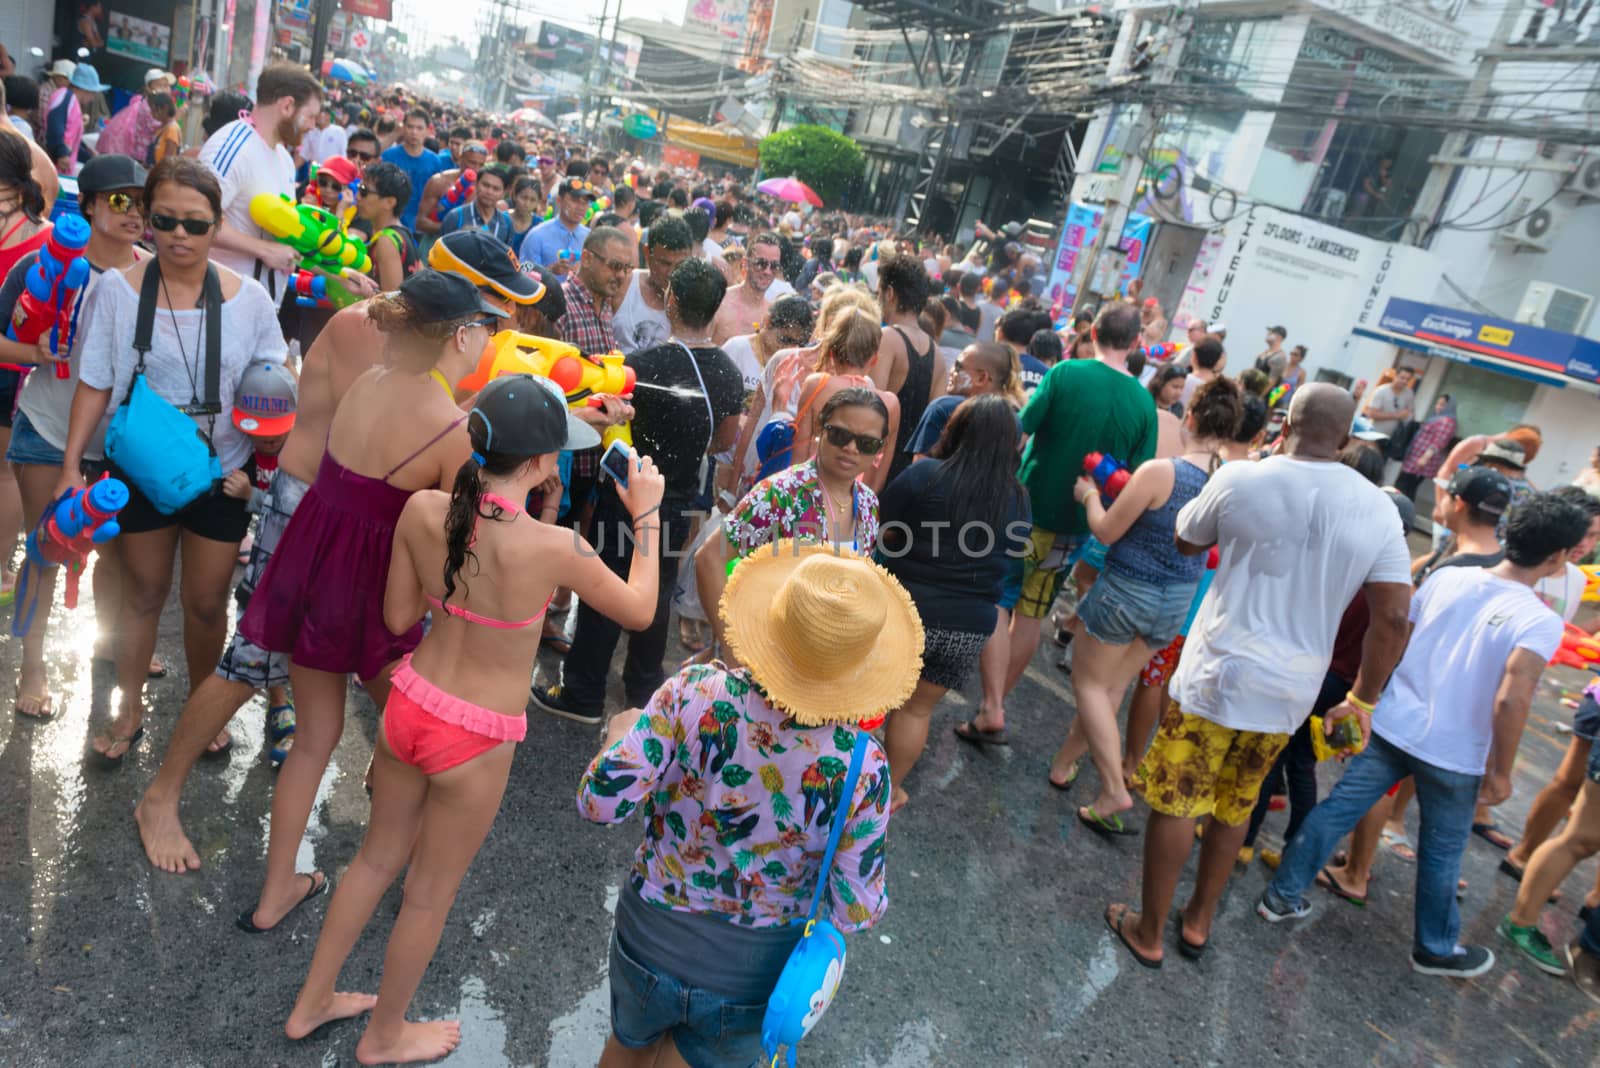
xmin=70 ymin=63 xmax=109 ymax=92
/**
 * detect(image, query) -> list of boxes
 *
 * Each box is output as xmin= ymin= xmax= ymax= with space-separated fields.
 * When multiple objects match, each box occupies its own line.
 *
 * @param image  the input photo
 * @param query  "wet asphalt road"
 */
xmin=3 ymin=563 xmax=1600 ymax=1068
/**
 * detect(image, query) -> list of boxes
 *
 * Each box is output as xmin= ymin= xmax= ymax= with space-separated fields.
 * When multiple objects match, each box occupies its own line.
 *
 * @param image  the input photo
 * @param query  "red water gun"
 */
xmin=1140 ymin=341 xmax=1181 ymax=362
xmin=1083 ymin=452 xmax=1130 ymax=504
xmin=434 ymin=169 xmax=476 ymax=222
xmin=4 ymin=214 xmax=91 ymax=379
xmin=12 ymin=476 xmax=128 ymax=641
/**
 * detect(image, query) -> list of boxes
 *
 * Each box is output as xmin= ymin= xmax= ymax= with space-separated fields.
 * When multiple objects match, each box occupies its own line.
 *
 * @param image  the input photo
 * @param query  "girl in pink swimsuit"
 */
xmin=283 ymin=373 xmax=665 ymax=1067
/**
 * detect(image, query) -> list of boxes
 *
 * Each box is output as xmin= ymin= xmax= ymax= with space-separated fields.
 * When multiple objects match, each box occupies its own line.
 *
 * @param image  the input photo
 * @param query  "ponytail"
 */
xmin=1000 ymin=349 xmax=1026 ymax=410
xmin=442 ymin=460 xmax=485 ymax=601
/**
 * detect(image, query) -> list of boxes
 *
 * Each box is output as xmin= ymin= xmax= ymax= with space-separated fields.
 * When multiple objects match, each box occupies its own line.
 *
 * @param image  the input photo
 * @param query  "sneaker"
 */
xmin=1566 ymin=939 xmax=1600 ymax=1005
xmin=1257 ymin=886 xmax=1312 ymax=923
xmin=1498 ymin=917 xmax=1566 ymax=976
xmin=1411 ymin=944 xmax=1495 ymax=978
xmin=1259 ymin=848 xmax=1282 ymax=870
xmin=530 ymin=683 xmax=603 ymax=725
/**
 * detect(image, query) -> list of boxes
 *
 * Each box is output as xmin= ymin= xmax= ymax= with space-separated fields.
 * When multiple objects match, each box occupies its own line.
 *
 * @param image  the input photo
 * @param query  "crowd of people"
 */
xmin=5 ymin=53 xmax=1600 ymax=1066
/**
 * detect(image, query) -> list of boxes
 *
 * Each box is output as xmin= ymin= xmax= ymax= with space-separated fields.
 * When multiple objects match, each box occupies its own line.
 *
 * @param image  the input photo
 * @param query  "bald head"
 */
xmin=1285 ymin=383 xmax=1355 ymax=457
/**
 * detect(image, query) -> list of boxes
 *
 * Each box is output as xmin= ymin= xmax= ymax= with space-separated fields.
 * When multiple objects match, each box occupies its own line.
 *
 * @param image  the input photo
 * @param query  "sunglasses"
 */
xmin=821 ymin=423 xmax=885 ymax=455
xmin=316 ymin=175 xmax=344 ymax=189
xmin=105 ymin=192 xmax=144 ymax=214
xmin=149 ymin=213 xmax=216 ymax=235
xmin=537 ymin=157 xmax=555 ymax=166
xmin=348 ymin=148 xmax=376 ymax=162
xmin=591 ymin=253 xmax=632 ymax=273
xmin=749 ymin=257 xmax=780 ymax=271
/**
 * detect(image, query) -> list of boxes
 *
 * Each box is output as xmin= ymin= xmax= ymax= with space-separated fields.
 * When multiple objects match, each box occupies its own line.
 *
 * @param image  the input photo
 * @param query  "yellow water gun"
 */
xmin=459 ymin=331 xmax=635 ymax=448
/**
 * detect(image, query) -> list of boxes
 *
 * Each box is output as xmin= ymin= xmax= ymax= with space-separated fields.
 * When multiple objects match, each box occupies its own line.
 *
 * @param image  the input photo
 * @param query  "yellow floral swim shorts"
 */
xmin=1133 ymin=701 xmax=1290 ymax=826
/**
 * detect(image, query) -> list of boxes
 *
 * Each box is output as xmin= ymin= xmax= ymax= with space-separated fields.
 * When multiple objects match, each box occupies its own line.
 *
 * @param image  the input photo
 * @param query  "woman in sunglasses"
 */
xmin=235 ymin=270 xmax=504 ymax=935
xmin=59 ymin=156 xmax=289 ymax=761
xmin=2 ymin=154 xmax=152 ymax=720
xmin=694 ymin=386 xmax=889 ymax=665
xmin=878 ymin=394 xmax=1032 ymax=812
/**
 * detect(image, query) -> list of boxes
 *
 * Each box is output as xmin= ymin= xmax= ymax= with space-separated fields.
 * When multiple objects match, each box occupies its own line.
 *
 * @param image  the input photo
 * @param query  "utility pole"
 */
xmin=309 ymin=0 xmax=338 ymax=74
xmin=1069 ymin=7 xmax=1188 ymax=317
xmin=767 ymin=18 xmax=807 ymax=136
xmin=581 ymin=0 xmax=613 ymax=139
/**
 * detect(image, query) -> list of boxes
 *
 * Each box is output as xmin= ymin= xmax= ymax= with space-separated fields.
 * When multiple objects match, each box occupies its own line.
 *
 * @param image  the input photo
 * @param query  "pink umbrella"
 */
xmin=757 ymin=176 xmax=823 ymax=207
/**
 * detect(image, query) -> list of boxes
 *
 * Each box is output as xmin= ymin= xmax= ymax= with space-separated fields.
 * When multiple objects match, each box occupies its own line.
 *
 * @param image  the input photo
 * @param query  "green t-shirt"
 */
xmin=1018 ymin=359 xmax=1158 ymax=535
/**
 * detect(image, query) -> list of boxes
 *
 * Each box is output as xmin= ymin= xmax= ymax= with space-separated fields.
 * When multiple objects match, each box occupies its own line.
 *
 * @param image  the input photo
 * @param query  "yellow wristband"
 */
xmin=1344 ymin=691 xmax=1375 ymax=713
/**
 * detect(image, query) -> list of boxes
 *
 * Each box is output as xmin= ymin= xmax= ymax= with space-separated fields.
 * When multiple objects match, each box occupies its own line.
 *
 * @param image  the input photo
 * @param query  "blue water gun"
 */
xmin=4 ymin=214 xmax=91 ymax=379
xmin=12 ymin=476 xmax=128 ymax=636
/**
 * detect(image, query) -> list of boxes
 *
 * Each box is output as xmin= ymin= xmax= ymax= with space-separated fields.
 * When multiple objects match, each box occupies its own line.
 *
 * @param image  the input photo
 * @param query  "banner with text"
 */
xmin=1045 ymin=203 xmax=1153 ymax=313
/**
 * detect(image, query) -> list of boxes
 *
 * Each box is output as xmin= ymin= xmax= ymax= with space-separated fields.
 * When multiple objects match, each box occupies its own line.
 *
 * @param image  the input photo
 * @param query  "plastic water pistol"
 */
xmin=1140 ymin=341 xmax=1182 ymax=362
xmin=248 ymin=193 xmax=371 ymax=308
xmin=3 ymin=214 xmax=91 ymax=380
xmin=25 ymin=476 xmax=129 ymax=611
xmin=457 ymin=331 xmax=636 ymax=449
xmin=1082 ymin=452 xmax=1130 ymax=505
xmin=434 ymin=169 xmax=476 ymax=222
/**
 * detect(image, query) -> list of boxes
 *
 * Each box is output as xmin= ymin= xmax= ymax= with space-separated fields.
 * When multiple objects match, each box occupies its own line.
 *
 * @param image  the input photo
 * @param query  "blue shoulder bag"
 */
xmin=105 ymin=261 xmax=223 ymax=515
xmin=762 ymin=730 xmax=872 ymax=1068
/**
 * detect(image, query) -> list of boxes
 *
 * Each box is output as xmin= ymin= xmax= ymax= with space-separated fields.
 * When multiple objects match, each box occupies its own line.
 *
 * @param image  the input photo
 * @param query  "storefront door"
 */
xmin=1434 ymin=361 xmax=1537 ymax=439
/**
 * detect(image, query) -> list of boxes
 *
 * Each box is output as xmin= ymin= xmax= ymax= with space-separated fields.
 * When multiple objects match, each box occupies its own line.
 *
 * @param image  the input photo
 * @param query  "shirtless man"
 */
xmin=133 ymin=232 xmax=546 ymax=877
xmin=413 ymin=141 xmax=490 ymax=237
xmin=710 ymin=231 xmax=781 ymax=345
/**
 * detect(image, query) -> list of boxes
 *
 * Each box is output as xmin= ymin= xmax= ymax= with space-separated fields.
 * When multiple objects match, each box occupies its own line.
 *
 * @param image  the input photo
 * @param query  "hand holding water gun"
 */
xmin=458 ymin=331 xmax=637 ymax=448
xmin=1081 ymin=452 xmax=1131 ymax=505
xmin=24 ymin=476 xmax=128 ymax=612
xmin=249 ymin=193 xmax=372 ymax=276
xmin=6 ymin=214 xmax=91 ymax=380
xmin=1140 ymin=341 xmax=1182 ymax=362
xmin=434 ymin=169 xmax=476 ymax=222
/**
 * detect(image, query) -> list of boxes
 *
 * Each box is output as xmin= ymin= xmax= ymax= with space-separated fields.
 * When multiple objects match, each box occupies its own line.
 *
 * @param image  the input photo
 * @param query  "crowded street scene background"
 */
xmin=4 ymin=0 xmax=1600 ymax=1065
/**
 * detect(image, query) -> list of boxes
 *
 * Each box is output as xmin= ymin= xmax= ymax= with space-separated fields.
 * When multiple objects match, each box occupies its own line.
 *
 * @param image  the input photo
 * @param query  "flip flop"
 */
xmin=91 ymin=726 xmax=146 ymax=767
xmin=1171 ymin=912 xmax=1208 ymax=960
xmin=14 ymin=692 xmax=55 ymax=721
xmin=1497 ymin=859 xmax=1562 ymax=903
xmin=1315 ymin=866 xmax=1367 ymax=908
xmin=1472 ymin=823 xmax=1514 ymax=850
xmin=1047 ymin=760 xmax=1080 ymax=792
xmin=236 ymin=872 xmax=327 ymax=934
xmin=1079 ymin=805 xmax=1139 ymax=837
xmin=202 ymin=729 xmax=234 ymax=759
xmin=953 ymin=717 xmax=1009 ymax=747
xmin=1380 ymin=827 xmax=1416 ymax=862
xmin=1105 ymin=904 xmax=1161 ymax=969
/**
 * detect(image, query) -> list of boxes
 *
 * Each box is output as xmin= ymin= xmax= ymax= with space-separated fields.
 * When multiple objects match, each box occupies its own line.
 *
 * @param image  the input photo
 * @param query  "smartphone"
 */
xmin=598 ymin=439 xmax=632 ymax=488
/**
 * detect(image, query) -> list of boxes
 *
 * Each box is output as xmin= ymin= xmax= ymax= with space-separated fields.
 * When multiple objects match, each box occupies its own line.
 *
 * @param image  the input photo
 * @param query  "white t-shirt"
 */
xmin=765 ymin=278 xmax=797 ymax=302
xmin=1373 ymin=567 xmax=1562 ymax=776
xmin=1534 ymin=561 xmax=1586 ymax=624
xmin=612 ymin=270 xmax=671 ymax=355
xmin=1171 ymin=456 xmax=1413 ymax=734
xmin=77 ymin=267 xmax=288 ymax=471
xmin=300 ymin=124 xmax=346 ymax=165
xmin=720 ymin=333 xmax=763 ymax=395
xmin=198 ymin=119 xmax=297 ymax=300
xmin=1365 ymin=383 xmax=1414 ymax=427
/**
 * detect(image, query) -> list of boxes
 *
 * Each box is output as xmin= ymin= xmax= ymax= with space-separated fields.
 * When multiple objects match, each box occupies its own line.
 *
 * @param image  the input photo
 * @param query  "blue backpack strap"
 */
xmin=806 ymin=730 xmax=872 ymax=925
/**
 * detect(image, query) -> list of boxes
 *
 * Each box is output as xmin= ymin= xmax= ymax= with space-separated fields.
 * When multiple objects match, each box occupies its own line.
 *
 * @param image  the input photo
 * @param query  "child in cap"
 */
xmin=223 ymin=359 xmax=300 ymax=762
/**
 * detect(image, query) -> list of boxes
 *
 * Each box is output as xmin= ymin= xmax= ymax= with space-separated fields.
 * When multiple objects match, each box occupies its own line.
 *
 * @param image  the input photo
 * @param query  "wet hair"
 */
xmin=145 ymin=155 xmax=222 ymax=222
xmin=822 ymin=306 xmax=882 ymax=370
xmin=0 ymin=135 xmax=45 ymax=222
xmin=1239 ymin=367 xmax=1271 ymax=398
xmin=684 ymin=206 xmax=710 ymax=243
xmin=204 ymin=90 xmax=253 ymax=139
xmin=362 ymin=161 xmax=412 ymax=213
xmin=817 ymin=385 xmax=888 ymax=438
xmin=1235 ymin=393 xmax=1268 ymax=443
xmin=565 ymin=157 xmax=588 ymax=178
xmin=147 ymin=91 xmax=176 ymax=120
xmin=612 ymin=183 xmax=636 ymax=211
xmin=879 ymin=255 xmax=930 ymax=313
xmin=959 ymin=272 xmax=981 ymax=298
xmin=1187 ymin=376 xmax=1244 ymax=446
xmin=1028 ymin=329 xmax=1063 ymax=364
xmin=444 ymin=416 xmax=534 ymax=601
xmin=496 ymin=140 xmax=525 ymax=164
xmin=843 ymin=246 xmax=864 ymax=271
xmin=1126 ymin=351 xmax=1147 ymax=379
xmin=750 ymin=230 xmax=781 ymax=253
xmin=714 ymin=198 xmax=734 ymax=227
xmin=477 ymin=164 xmax=511 ymax=191
xmin=1147 ymin=364 xmax=1186 ymax=404
xmin=1504 ymin=492 xmax=1589 ymax=568
xmin=667 ymin=257 xmax=726 ymax=331
xmin=929 ymin=394 xmax=1027 ymax=531
xmin=1093 ymin=302 xmax=1142 ymax=352
xmin=809 ymin=236 xmax=834 ymax=261
xmin=1339 ymin=442 xmax=1385 ymax=486
xmin=768 ymin=294 xmax=815 ymax=336
xmin=998 ymin=306 xmax=1043 ymax=347
xmin=375 ymin=115 xmax=398 ymax=137
xmin=646 ymin=214 xmax=693 ymax=253
xmin=365 ymin=288 xmax=482 ymax=345
xmin=1192 ymin=337 xmax=1225 ymax=371
xmin=668 ymin=187 xmax=689 ymax=209
xmin=1553 ymin=483 xmax=1600 ymax=522
xmin=256 ymin=61 xmax=322 ymax=108
xmin=512 ymin=174 xmax=540 ymax=200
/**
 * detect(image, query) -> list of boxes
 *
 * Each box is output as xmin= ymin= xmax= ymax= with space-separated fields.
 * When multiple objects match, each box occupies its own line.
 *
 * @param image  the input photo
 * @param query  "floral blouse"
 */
xmin=722 ymin=460 xmax=880 ymax=557
xmin=577 ymin=664 xmax=891 ymax=931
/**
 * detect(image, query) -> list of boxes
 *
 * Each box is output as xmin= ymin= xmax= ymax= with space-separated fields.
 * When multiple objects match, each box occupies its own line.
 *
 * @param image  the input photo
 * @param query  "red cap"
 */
xmin=318 ymin=157 xmax=361 ymax=188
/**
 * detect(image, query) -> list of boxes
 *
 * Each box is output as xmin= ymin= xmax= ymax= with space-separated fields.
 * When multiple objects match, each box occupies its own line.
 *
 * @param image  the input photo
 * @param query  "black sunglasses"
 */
xmin=348 ymin=148 xmax=376 ymax=162
xmin=749 ymin=257 xmax=780 ymax=271
xmin=821 ymin=423 xmax=885 ymax=455
xmin=150 ymin=213 xmax=216 ymax=236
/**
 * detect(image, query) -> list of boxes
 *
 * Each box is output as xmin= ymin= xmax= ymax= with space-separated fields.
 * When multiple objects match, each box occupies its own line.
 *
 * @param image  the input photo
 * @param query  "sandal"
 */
xmin=1315 ymin=866 xmax=1367 ymax=908
xmin=1473 ymin=823 xmax=1514 ymax=851
xmin=1171 ymin=911 xmax=1208 ymax=960
xmin=14 ymin=691 xmax=55 ymax=721
xmin=1047 ymin=760 xmax=1080 ymax=792
xmin=236 ymin=872 xmax=327 ymax=934
xmin=1380 ymin=827 xmax=1416 ymax=862
xmin=91 ymin=725 xmax=146 ymax=766
xmin=953 ymin=717 xmax=1009 ymax=747
xmin=1078 ymin=805 xmax=1139 ymax=838
xmin=202 ymin=729 xmax=234 ymax=758
xmin=1106 ymin=904 xmax=1161 ymax=969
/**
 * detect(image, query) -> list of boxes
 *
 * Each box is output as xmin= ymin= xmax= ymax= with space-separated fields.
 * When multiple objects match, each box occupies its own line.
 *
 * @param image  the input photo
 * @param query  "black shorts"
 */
xmin=110 ymin=459 xmax=254 ymax=544
xmin=0 ymin=368 xmax=20 ymax=428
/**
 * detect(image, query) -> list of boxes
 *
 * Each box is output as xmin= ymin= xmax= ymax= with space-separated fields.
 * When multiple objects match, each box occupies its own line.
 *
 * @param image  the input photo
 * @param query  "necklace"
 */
xmin=429 ymin=368 xmax=454 ymax=400
xmin=160 ymin=271 xmax=207 ymax=411
xmin=673 ymin=334 xmax=714 ymax=347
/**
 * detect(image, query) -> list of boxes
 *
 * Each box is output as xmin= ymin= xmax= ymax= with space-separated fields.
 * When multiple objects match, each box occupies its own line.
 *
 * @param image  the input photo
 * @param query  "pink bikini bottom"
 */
xmin=382 ymin=657 xmax=525 ymax=775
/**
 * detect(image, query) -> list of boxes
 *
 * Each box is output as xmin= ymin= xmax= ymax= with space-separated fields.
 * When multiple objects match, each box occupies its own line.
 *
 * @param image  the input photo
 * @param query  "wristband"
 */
xmin=632 ymin=504 xmax=661 ymax=524
xmin=1344 ymin=691 xmax=1375 ymax=713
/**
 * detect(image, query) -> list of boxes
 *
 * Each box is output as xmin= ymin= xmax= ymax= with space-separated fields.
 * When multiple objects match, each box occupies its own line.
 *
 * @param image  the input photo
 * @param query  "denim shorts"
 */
xmin=1076 ymin=567 xmax=1196 ymax=647
xmin=1574 ymin=694 xmax=1600 ymax=783
xmin=609 ymin=930 xmax=768 ymax=1068
xmin=5 ymin=410 xmax=66 ymax=467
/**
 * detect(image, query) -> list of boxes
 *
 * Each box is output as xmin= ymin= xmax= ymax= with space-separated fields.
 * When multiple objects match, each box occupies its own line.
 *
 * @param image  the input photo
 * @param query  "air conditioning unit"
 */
xmin=1515 ymin=281 xmax=1596 ymax=334
xmin=1576 ymin=155 xmax=1600 ymax=202
xmin=1497 ymin=196 xmax=1560 ymax=251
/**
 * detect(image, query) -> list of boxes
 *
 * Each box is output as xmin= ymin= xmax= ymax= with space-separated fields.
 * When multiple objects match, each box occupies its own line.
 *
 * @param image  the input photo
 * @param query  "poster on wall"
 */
xmin=684 ymin=0 xmax=749 ymax=42
xmin=1044 ymin=202 xmax=1153 ymax=313
xmin=107 ymin=11 xmax=172 ymax=65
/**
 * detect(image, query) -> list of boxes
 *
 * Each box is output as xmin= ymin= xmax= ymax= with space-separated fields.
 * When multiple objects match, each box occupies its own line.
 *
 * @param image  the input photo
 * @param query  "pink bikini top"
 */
xmin=427 ymin=492 xmax=553 ymax=631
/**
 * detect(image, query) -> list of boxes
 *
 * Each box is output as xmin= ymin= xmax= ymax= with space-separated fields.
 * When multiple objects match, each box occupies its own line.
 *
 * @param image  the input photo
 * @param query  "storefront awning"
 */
xmin=662 ymin=117 xmax=759 ymax=169
xmin=1354 ymin=298 xmax=1600 ymax=393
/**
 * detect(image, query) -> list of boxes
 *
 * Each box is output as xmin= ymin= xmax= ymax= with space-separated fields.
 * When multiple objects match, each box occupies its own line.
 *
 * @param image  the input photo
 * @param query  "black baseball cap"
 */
xmin=397 ymin=269 xmax=509 ymax=322
xmin=558 ymin=176 xmax=599 ymax=200
xmin=428 ymin=230 xmax=546 ymax=306
xmin=78 ymin=153 xmax=148 ymax=194
xmin=1448 ymin=466 xmax=1512 ymax=516
xmin=522 ymin=263 xmax=566 ymax=324
xmin=470 ymin=373 xmax=600 ymax=457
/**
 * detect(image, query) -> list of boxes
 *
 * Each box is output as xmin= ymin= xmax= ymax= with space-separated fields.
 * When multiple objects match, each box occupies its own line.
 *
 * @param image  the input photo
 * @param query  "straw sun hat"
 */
xmin=720 ymin=540 xmax=923 ymax=726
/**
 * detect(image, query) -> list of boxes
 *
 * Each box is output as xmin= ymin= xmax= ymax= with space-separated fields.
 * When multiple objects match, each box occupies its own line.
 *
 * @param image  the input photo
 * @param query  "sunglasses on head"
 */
xmin=749 ymin=257 xmax=780 ymax=271
xmin=821 ymin=423 xmax=885 ymax=455
xmin=149 ymin=213 xmax=216 ymax=236
xmin=462 ymin=317 xmax=500 ymax=331
xmin=105 ymin=191 xmax=143 ymax=214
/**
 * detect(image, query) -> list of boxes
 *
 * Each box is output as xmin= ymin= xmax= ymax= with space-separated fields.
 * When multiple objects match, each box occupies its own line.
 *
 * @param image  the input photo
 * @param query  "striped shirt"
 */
xmin=199 ymin=118 xmax=297 ymax=299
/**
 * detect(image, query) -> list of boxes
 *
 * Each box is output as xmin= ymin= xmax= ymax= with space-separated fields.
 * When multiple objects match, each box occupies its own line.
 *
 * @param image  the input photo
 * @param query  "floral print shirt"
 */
xmin=577 ymin=664 xmax=891 ymax=931
xmin=722 ymin=460 xmax=880 ymax=557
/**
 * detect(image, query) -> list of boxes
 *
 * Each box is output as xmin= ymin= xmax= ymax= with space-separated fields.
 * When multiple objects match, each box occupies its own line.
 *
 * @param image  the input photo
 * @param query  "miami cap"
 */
xmin=233 ymin=360 xmax=299 ymax=435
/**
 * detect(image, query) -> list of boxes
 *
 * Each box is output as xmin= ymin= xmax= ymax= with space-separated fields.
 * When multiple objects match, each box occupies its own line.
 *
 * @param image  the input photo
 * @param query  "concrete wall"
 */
xmin=0 ymin=0 xmax=55 ymax=75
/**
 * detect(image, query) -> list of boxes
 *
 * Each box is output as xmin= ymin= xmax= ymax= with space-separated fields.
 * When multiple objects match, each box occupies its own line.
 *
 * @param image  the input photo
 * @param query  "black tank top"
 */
xmin=890 ymin=325 xmax=935 ymax=483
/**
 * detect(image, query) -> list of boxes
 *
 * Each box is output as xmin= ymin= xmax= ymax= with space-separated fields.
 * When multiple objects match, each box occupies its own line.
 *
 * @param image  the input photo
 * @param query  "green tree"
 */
xmin=758 ymin=125 xmax=865 ymax=206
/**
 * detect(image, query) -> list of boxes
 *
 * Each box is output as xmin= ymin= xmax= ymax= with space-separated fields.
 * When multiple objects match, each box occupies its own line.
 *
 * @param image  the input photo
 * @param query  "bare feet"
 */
xmin=135 ymin=794 xmax=201 ymax=873
xmin=285 ymin=992 xmax=379 ymax=1040
xmin=890 ymin=787 xmax=910 ymax=814
xmin=14 ymin=660 xmax=53 ymax=719
xmin=356 ymin=1020 xmax=463 ymax=1066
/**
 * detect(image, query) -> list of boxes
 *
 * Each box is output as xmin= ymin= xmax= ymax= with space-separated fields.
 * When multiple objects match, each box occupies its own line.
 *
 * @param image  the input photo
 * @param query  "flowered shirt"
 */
xmin=722 ymin=459 xmax=880 ymax=557
xmin=577 ymin=664 xmax=891 ymax=931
